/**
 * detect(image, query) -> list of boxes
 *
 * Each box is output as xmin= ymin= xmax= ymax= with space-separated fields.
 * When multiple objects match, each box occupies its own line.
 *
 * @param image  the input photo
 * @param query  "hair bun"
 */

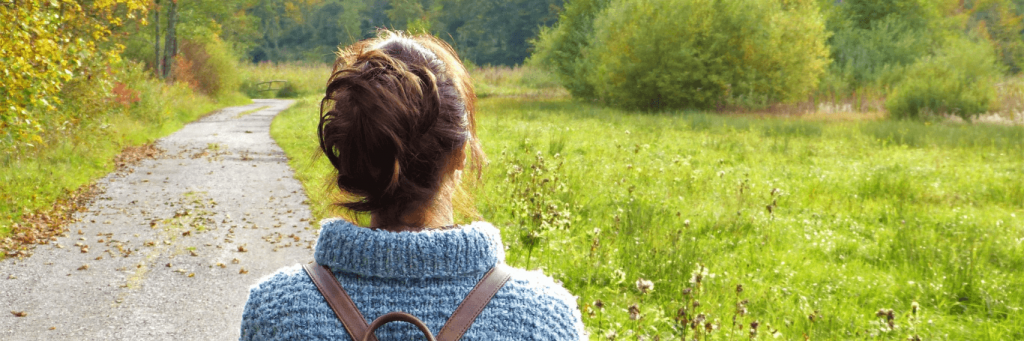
xmin=317 ymin=33 xmax=481 ymax=227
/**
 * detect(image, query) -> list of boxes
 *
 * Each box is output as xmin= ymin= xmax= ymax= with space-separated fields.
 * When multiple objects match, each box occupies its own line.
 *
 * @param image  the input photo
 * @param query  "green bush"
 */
xmin=885 ymin=38 xmax=1002 ymax=121
xmin=530 ymin=0 xmax=612 ymax=99
xmin=276 ymin=82 xmax=300 ymax=98
xmin=581 ymin=0 xmax=829 ymax=109
xmin=840 ymin=0 xmax=938 ymax=31
xmin=175 ymin=38 xmax=241 ymax=98
xmin=828 ymin=16 xmax=933 ymax=88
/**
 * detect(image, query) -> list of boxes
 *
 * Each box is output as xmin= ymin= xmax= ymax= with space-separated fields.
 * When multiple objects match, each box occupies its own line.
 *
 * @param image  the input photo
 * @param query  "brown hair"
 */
xmin=318 ymin=31 xmax=484 ymax=228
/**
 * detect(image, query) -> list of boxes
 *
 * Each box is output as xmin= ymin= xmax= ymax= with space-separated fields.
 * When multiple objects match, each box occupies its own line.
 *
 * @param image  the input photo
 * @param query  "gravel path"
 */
xmin=0 ymin=99 xmax=317 ymax=340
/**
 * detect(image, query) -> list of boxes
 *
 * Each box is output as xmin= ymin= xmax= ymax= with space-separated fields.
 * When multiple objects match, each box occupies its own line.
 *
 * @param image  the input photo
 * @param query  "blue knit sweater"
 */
xmin=240 ymin=219 xmax=586 ymax=340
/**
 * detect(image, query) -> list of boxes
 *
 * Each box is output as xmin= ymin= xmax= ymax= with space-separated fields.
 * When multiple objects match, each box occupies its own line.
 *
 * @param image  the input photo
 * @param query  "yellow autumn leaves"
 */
xmin=0 ymin=0 xmax=147 ymax=153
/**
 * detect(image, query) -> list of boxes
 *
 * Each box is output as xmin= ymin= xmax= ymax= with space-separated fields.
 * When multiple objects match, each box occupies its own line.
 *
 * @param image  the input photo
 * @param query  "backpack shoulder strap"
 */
xmin=436 ymin=264 xmax=513 ymax=341
xmin=303 ymin=262 xmax=378 ymax=341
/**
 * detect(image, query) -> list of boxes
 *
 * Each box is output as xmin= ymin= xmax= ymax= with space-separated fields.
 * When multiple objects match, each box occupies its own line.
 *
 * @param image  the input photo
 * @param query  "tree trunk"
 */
xmin=163 ymin=0 xmax=177 ymax=80
xmin=154 ymin=0 xmax=162 ymax=78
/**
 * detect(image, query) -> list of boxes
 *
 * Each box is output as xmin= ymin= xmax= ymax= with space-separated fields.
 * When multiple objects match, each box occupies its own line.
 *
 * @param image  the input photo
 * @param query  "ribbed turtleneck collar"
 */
xmin=313 ymin=219 xmax=505 ymax=279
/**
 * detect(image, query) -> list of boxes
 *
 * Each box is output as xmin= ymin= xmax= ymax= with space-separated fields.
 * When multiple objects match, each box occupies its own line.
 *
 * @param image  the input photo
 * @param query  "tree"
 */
xmin=0 ymin=0 xmax=148 ymax=153
xmin=531 ymin=0 xmax=611 ymax=98
xmin=164 ymin=0 xmax=178 ymax=79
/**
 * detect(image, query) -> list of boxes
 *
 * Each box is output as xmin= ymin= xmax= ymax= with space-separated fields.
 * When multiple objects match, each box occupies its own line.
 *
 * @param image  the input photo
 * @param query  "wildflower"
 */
xmin=676 ymin=306 xmax=688 ymax=320
xmin=628 ymin=303 xmax=641 ymax=321
xmin=735 ymin=301 xmax=748 ymax=316
xmin=635 ymin=278 xmax=654 ymax=294
xmin=692 ymin=299 xmax=700 ymax=308
xmin=682 ymin=287 xmax=692 ymax=296
xmin=605 ymin=329 xmax=618 ymax=341
xmin=594 ymin=300 xmax=605 ymax=311
xmin=750 ymin=320 xmax=760 ymax=338
xmin=736 ymin=284 xmax=744 ymax=295
xmin=689 ymin=264 xmax=708 ymax=286
xmin=688 ymin=314 xmax=706 ymax=333
xmin=684 ymin=219 xmax=691 ymax=228
xmin=911 ymin=301 xmax=919 ymax=315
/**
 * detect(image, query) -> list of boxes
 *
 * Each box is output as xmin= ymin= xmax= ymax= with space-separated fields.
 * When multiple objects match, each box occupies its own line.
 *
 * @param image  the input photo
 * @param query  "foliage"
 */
xmin=582 ymin=0 xmax=829 ymax=110
xmin=275 ymin=82 xmax=301 ymax=98
xmin=0 ymin=0 xmax=148 ymax=154
xmin=827 ymin=16 xmax=934 ymax=88
xmin=886 ymin=38 xmax=1003 ymax=121
xmin=239 ymin=62 xmax=330 ymax=98
xmin=841 ymin=0 xmax=940 ymax=30
xmin=530 ymin=0 xmax=611 ymax=99
xmin=1 ymin=61 xmax=247 ymax=240
xmin=237 ymin=0 xmax=563 ymax=65
xmin=275 ymin=94 xmax=1024 ymax=340
xmin=174 ymin=38 xmax=242 ymax=98
xmin=436 ymin=0 xmax=564 ymax=66
xmin=967 ymin=0 xmax=1024 ymax=73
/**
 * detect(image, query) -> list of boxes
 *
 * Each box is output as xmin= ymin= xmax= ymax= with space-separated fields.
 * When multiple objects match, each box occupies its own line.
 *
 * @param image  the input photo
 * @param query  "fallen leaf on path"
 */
xmin=216 ymin=262 xmax=225 ymax=268
xmin=11 ymin=311 xmax=27 ymax=317
xmin=77 ymin=264 xmax=89 ymax=271
xmin=237 ymin=245 xmax=247 ymax=252
xmin=231 ymin=258 xmax=240 ymax=264
xmin=188 ymin=273 xmax=195 ymax=277
xmin=239 ymin=268 xmax=248 ymax=274
xmin=190 ymin=250 xmax=199 ymax=257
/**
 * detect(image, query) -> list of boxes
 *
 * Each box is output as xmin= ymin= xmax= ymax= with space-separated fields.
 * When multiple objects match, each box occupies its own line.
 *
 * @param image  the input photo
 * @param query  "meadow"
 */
xmin=271 ymin=68 xmax=1024 ymax=340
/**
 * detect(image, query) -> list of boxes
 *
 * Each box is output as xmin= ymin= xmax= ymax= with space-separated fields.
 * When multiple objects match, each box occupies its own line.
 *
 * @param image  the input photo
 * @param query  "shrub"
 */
xmin=276 ymin=82 xmax=300 ymax=98
xmin=828 ymin=16 xmax=933 ymax=88
xmin=530 ymin=0 xmax=612 ymax=99
xmin=583 ymin=0 xmax=829 ymax=110
xmin=174 ymin=38 xmax=241 ymax=98
xmin=840 ymin=0 xmax=938 ymax=31
xmin=885 ymin=38 xmax=1002 ymax=121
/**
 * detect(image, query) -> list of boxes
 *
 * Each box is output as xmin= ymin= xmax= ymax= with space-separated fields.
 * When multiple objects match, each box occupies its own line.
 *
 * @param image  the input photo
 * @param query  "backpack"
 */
xmin=303 ymin=261 xmax=512 ymax=341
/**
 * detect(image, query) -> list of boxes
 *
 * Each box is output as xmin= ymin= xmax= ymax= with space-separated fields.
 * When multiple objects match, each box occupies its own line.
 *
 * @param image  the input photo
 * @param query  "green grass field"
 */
xmin=272 ymin=87 xmax=1023 ymax=340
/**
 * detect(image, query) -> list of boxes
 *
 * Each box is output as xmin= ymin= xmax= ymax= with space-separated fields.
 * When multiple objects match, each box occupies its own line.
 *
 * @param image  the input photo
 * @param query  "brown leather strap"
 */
xmin=436 ymin=264 xmax=512 ymax=341
xmin=362 ymin=312 xmax=437 ymax=341
xmin=303 ymin=262 xmax=378 ymax=341
xmin=305 ymin=262 xmax=511 ymax=341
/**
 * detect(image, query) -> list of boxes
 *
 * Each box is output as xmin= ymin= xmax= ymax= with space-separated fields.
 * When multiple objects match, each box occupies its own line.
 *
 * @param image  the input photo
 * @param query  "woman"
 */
xmin=239 ymin=31 xmax=586 ymax=340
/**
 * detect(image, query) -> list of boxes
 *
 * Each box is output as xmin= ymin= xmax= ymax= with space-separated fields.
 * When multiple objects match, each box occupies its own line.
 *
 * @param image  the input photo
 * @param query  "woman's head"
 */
xmin=318 ymin=31 xmax=483 ymax=228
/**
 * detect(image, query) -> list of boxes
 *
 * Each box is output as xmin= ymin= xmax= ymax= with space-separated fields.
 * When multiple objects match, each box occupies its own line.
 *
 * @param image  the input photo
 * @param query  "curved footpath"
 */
xmin=0 ymin=99 xmax=317 ymax=340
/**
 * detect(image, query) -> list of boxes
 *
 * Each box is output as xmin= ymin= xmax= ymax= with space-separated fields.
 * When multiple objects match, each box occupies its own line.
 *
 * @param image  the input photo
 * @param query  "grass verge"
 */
xmin=0 ymin=73 xmax=249 ymax=257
